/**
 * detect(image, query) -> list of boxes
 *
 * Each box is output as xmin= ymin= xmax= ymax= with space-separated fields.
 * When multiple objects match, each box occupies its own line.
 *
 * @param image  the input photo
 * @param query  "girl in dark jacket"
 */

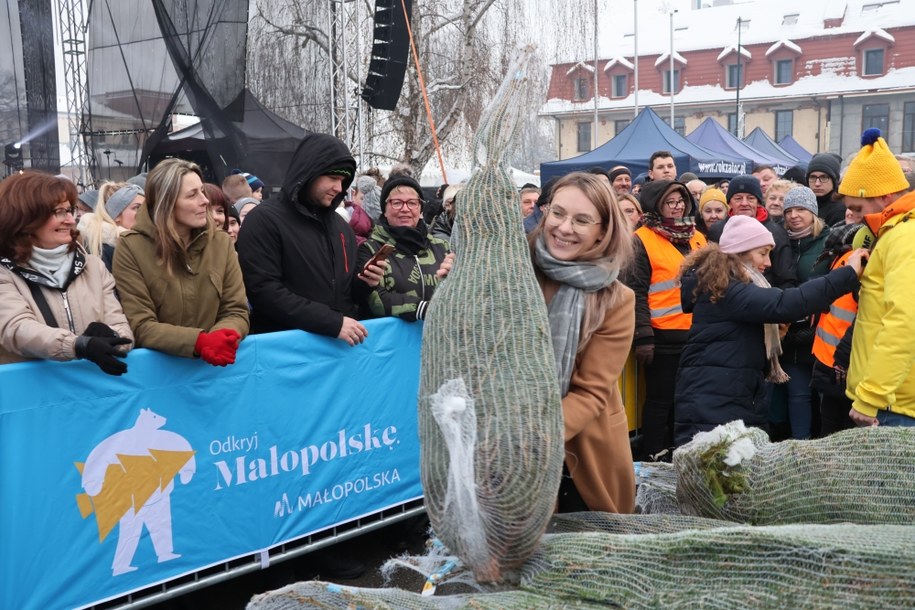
xmin=673 ymin=215 xmax=868 ymax=447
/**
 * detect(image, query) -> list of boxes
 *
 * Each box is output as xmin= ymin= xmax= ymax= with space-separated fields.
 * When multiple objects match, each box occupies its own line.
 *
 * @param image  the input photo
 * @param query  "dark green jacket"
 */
xmin=356 ymin=223 xmax=450 ymax=321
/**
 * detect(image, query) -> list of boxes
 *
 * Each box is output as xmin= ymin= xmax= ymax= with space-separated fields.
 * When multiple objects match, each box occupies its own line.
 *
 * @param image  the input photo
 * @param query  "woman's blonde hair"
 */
xmin=679 ymin=243 xmax=748 ymax=303
xmin=78 ymin=181 xmax=127 ymax=256
xmin=529 ymin=172 xmax=633 ymax=353
xmin=145 ymin=158 xmax=207 ymax=275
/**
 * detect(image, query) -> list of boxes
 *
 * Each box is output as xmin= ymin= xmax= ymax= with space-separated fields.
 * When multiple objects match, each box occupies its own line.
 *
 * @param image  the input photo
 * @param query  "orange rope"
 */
xmin=399 ymin=0 xmax=448 ymax=184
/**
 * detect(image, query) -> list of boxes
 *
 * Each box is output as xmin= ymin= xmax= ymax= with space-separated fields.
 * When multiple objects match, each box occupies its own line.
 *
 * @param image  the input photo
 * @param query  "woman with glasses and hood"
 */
xmin=357 ymin=175 xmax=453 ymax=322
xmin=625 ymin=179 xmax=707 ymax=460
xmin=113 ymin=159 xmax=249 ymax=366
xmin=0 ymin=172 xmax=132 ymax=374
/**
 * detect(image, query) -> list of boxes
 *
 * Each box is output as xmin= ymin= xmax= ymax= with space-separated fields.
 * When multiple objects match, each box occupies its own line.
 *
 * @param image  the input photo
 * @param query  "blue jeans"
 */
xmin=876 ymin=410 xmax=915 ymax=427
xmin=783 ymin=362 xmax=815 ymax=439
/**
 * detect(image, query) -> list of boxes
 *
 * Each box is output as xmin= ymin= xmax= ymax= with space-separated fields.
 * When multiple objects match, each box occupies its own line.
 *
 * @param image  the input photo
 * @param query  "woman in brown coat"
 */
xmin=529 ymin=172 xmax=636 ymax=514
xmin=113 ymin=159 xmax=249 ymax=366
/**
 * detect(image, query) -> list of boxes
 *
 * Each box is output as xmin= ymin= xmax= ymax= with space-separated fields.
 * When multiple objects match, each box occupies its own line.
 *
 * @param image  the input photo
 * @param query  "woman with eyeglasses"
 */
xmin=0 ymin=172 xmax=133 ymax=373
xmin=627 ymin=179 xmax=707 ymax=460
xmin=357 ymin=175 xmax=454 ymax=322
xmin=113 ymin=159 xmax=249 ymax=366
xmin=528 ymin=171 xmax=636 ymax=513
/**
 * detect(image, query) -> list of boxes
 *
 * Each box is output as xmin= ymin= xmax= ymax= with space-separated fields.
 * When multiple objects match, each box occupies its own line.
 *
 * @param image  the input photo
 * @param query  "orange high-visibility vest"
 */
xmin=812 ymin=251 xmax=858 ymax=367
xmin=635 ymin=226 xmax=707 ymax=330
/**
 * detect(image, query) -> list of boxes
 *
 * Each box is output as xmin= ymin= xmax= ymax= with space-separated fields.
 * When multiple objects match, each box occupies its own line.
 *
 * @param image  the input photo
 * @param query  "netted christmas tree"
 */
xmin=417 ymin=46 xmax=564 ymax=583
xmin=673 ymin=422 xmax=915 ymax=524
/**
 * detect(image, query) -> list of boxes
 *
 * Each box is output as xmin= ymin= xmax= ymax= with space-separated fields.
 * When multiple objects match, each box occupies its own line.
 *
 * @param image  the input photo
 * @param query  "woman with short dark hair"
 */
xmin=0 ymin=172 xmax=132 ymax=373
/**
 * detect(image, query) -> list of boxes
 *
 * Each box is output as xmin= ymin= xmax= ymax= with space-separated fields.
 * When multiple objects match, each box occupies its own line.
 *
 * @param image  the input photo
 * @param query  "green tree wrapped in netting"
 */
xmin=417 ymin=47 xmax=564 ymax=583
xmin=673 ymin=421 xmax=915 ymax=524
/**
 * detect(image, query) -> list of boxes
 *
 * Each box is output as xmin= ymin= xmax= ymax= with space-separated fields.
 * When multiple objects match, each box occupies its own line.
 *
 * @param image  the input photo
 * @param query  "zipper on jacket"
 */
xmin=414 ymin=255 xmax=425 ymax=300
xmin=340 ymin=233 xmax=349 ymax=273
xmin=61 ymin=291 xmax=76 ymax=333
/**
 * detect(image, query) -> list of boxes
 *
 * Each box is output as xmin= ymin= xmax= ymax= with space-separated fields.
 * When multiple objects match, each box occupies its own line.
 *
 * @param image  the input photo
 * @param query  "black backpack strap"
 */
xmin=26 ymin=282 xmax=60 ymax=328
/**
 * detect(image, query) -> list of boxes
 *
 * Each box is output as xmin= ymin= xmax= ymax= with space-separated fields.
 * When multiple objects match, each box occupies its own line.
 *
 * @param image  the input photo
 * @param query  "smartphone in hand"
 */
xmin=363 ymin=243 xmax=395 ymax=273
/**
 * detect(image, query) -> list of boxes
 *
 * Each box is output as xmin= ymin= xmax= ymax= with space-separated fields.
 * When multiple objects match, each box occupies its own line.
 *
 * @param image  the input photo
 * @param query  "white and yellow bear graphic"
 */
xmin=75 ymin=408 xmax=196 ymax=576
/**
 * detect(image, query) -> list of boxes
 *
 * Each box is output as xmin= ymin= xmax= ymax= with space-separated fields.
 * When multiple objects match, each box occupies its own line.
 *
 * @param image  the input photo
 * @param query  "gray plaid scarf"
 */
xmin=534 ymin=235 xmax=620 ymax=396
xmin=743 ymin=263 xmax=790 ymax=383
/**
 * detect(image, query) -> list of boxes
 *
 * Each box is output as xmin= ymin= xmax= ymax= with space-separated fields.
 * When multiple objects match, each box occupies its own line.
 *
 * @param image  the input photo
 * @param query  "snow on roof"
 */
xmin=578 ymin=0 xmax=915 ymax=62
xmin=540 ymin=64 xmax=915 ymax=116
xmin=654 ymin=51 xmax=688 ymax=67
xmin=717 ymin=45 xmax=752 ymax=62
xmin=604 ymin=56 xmax=635 ymax=71
xmin=566 ymin=61 xmax=596 ymax=76
xmin=854 ymin=28 xmax=895 ymax=46
xmin=766 ymin=39 xmax=803 ymax=56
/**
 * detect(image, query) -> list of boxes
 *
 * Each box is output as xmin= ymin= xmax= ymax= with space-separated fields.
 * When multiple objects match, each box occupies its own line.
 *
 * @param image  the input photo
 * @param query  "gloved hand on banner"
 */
xmin=194 ymin=329 xmax=241 ymax=366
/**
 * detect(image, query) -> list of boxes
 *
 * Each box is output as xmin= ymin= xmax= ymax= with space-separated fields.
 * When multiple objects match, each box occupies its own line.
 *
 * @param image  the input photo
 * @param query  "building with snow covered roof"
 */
xmin=542 ymin=0 xmax=915 ymax=163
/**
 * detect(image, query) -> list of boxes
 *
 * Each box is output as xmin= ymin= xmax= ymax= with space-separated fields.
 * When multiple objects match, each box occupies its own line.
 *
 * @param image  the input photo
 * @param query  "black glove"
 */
xmin=83 ymin=321 xmax=119 ymax=338
xmin=75 ymin=333 xmax=131 ymax=376
xmin=635 ymin=343 xmax=655 ymax=366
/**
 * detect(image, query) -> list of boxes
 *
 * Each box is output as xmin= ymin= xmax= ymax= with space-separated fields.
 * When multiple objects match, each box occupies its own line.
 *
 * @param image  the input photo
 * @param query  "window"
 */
xmin=726 ymin=64 xmax=744 ymax=89
xmin=903 ymin=102 xmax=915 ymax=153
xmin=577 ymin=122 xmax=592 ymax=153
xmin=614 ymin=119 xmax=630 ymax=135
xmin=775 ymin=110 xmax=793 ymax=142
xmin=862 ymin=103 xmax=889 ymax=134
xmin=781 ymin=13 xmax=799 ymax=26
xmin=664 ymin=116 xmax=686 ymax=136
xmin=612 ymin=74 xmax=628 ymax=98
xmin=775 ymin=59 xmax=793 ymax=85
xmin=573 ymin=77 xmax=589 ymax=100
xmin=863 ymin=49 xmax=884 ymax=75
xmin=662 ymin=69 xmax=680 ymax=94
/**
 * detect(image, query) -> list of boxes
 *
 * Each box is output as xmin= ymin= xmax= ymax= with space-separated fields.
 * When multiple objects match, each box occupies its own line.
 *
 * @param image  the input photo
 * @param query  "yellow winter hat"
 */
xmin=698 ymin=187 xmax=726 ymax=212
xmin=838 ymin=128 xmax=908 ymax=198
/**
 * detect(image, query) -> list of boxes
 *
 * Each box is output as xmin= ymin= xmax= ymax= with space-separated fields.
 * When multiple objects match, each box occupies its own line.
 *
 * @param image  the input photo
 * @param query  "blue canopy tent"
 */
xmin=742 ymin=127 xmax=801 ymax=172
xmin=539 ymin=107 xmax=749 ymax=182
xmin=778 ymin=135 xmax=813 ymax=162
xmin=687 ymin=118 xmax=789 ymax=175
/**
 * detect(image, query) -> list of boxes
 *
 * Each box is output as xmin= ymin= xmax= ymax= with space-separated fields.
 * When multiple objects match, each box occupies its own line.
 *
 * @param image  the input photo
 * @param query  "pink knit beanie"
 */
xmin=719 ymin=215 xmax=775 ymax=254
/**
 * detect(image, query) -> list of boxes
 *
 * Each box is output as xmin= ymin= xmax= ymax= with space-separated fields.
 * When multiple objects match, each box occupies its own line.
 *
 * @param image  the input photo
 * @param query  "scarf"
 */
xmin=380 ymin=217 xmax=430 ymax=256
xmin=743 ymin=263 xmax=789 ymax=383
xmin=28 ymin=244 xmax=75 ymax=289
xmin=786 ymin=225 xmax=813 ymax=240
xmin=642 ymin=212 xmax=697 ymax=244
xmin=534 ymin=235 xmax=620 ymax=396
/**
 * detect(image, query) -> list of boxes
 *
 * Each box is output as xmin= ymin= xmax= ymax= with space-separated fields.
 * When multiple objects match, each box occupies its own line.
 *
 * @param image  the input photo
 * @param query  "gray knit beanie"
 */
xmin=106 ymin=184 xmax=144 ymax=220
xmin=783 ymin=186 xmax=818 ymax=216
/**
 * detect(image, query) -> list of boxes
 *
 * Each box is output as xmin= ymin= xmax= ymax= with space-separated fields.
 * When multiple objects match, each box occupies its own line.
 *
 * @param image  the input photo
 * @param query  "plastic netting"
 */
xmin=633 ymin=461 xmax=682 ymax=515
xmin=522 ymin=526 xmax=915 ymax=608
xmin=417 ymin=48 xmax=564 ymax=583
xmin=247 ymin=582 xmax=607 ymax=609
xmin=548 ymin=511 xmax=736 ymax=535
xmin=673 ymin=423 xmax=915 ymax=524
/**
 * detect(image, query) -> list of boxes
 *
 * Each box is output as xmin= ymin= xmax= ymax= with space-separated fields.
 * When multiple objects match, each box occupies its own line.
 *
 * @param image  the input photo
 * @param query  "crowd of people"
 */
xmin=2 ymin=128 xmax=914 ymax=531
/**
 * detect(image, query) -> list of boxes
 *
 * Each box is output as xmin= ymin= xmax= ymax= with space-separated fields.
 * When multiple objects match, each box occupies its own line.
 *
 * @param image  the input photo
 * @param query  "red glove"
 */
xmin=194 ymin=329 xmax=241 ymax=366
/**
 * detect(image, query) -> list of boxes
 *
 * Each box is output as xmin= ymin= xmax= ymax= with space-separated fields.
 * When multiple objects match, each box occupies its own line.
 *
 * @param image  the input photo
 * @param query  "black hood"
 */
xmin=280 ymin=132 xmax=356 ymax=212
xmin=638 ymin=179 xmax=693 ymax=215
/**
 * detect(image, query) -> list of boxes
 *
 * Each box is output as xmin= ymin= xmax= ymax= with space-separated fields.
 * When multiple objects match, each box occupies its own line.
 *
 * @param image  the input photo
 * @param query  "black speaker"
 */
xmin=361 ymin=0 xmax=412 ymax=111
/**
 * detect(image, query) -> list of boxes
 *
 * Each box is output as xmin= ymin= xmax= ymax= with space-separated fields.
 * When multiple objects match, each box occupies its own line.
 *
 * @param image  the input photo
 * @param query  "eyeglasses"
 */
xmin=663 ymin=198 xmax=687 ymax=208
xmin=809 ymin=174 xmax=832 ymax=184
xmin=547 ymin=207 xmax=601 ymax=229
xmin=52 ymin=206 xmax=77 ymax=220
xmin=387 ymin=198 xmax=422 ymax=210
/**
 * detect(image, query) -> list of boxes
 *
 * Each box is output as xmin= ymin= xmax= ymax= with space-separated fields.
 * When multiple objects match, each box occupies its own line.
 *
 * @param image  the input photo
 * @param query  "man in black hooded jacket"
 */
xmin=237 ymin=133 xmax=381 ymax=345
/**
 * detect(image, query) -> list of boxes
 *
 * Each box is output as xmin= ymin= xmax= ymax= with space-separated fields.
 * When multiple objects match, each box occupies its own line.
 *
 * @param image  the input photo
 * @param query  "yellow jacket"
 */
xmin=847 ymin=193 xmax=915 ymax=418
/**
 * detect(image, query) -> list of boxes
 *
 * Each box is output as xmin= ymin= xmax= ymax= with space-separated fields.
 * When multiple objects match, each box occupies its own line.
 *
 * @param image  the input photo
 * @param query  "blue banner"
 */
xmin=0 ymin=319 xmax=423 ymax=610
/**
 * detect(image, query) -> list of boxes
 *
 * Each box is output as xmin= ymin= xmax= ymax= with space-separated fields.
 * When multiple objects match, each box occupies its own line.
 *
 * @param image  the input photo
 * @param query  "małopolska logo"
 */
xmin=75 ymin=408 xmax=196 ymax=576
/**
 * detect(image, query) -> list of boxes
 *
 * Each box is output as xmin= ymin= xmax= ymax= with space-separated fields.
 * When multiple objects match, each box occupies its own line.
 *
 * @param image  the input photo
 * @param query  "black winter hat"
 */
xmin=638 ymin=179 xmax=693 ymax=215
xmin=781 ymin=163 xmax=808 ymax=184
xmin=806 ymin=153 xmax=841 ymax=187
xmin=380 ymin=175 xmax=425 ymax=213
xmin=608 ymin=166 xmax=631 ymax=182
xmin=726 ymin=174 xmax=764 ymax=206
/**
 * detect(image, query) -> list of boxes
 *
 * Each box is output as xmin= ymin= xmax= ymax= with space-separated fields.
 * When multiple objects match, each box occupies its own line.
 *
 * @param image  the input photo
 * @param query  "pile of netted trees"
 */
xmin=248 ymin=425 xmax=915 ymax=609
